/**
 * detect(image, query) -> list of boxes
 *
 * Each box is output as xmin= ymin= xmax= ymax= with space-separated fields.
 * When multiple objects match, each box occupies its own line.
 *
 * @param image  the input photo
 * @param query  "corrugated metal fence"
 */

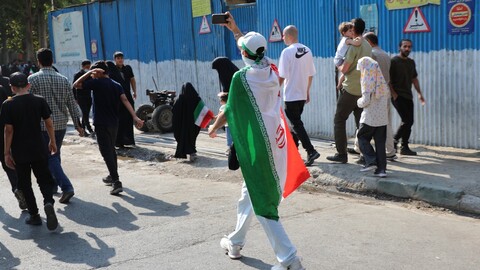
xmin=49 ymin=0 xmax=480 ymax=149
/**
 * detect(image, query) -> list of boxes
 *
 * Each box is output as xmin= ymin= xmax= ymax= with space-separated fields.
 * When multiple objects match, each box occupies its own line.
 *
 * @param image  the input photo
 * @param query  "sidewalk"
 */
xmin=68 ymin=124 xmax=480 ymax=216
xmin=172 ymin=130 xmax=480 ymax=216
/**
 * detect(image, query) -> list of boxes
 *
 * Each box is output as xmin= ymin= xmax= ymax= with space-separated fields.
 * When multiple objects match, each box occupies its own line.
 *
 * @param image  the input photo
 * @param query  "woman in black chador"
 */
xmin=172 ymin=83 xmax=202 ymax=161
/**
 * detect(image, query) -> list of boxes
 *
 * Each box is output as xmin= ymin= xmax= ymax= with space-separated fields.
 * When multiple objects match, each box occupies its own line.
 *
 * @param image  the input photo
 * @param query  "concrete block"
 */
xmin=362 ymin=177 xmax=380 ymax=192
xmin=376 ymin=180 xmax=418 ymax=198
xmin=413 ymin=184 xmax=464 ymax=207
xmin=459 ymin=195 xmax=480 ymax=215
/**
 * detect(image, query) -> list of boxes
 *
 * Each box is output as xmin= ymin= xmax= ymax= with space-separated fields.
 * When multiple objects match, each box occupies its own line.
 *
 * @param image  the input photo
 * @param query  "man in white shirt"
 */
xmin=278 ymin=25 xmax=319 ymax=166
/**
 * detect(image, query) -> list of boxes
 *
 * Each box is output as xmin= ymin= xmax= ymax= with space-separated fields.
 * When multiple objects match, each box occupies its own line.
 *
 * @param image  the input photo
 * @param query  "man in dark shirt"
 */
xmin=109 ymin=51 xmax=137 ymax=148
xmin=73 ymin=61 xmax=143 ymax=195
xmin=73 ymin=60 xmax=94 ymax=135
xmin=390 ymin=39 xmax=426 ymax=156
xmin=0 ymin=69 xmax=27 ymax=210
xmin=3 ymin=72 xmax=58 ymax=230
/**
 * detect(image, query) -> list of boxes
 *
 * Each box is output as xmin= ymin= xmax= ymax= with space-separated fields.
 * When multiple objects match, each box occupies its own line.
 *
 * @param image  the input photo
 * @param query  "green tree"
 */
xmin=0 ymin=0 xmax=86 ymax=64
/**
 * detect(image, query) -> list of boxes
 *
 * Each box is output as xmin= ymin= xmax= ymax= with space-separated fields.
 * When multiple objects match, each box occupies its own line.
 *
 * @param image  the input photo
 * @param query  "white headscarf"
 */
xmin=357 ymin=56 xmax=389 ymax=99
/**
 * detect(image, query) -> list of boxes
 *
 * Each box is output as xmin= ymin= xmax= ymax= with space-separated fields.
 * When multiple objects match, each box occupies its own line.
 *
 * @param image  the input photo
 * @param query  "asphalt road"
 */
xmin=1 ymin=133 xmax=479 ymax=270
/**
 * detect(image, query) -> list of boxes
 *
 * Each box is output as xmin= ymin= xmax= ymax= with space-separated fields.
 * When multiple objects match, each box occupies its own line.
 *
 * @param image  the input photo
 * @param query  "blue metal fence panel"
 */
xmin=152 ymin=0 xmax=175 ymax=62
xmin=86 ymin=2 xmax=104 ymax=60
xmin=171 ymin=0 xmax=195 ymax=61
xmin=257 ymin=0 xmax=336 ymax=59
xmin=99 ymin=1 xmax=121 ymax=60
xmin=117 ymin=0 xmax=139 ymax=60
xmin=134 ymin=0 xmax=156 ymax=63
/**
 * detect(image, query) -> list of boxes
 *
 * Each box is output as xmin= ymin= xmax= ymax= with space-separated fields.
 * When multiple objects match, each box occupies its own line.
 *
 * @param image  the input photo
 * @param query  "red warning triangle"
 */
xmin=199 ymin=15 xmax=211 ymax=34
xmin=403 ymin=7 xmax=431 ymax=33
xmin=269 ymin=19 xmax=282 ymax=42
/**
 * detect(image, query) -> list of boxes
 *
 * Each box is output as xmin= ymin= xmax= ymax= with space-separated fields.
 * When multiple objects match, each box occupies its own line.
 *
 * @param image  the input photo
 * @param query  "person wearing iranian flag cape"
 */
xmin=208 ymin=12 xmax=309 ymax=270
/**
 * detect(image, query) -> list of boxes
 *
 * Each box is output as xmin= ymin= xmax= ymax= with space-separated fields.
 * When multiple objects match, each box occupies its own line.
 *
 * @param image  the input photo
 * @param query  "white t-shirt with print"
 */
xmin=278 ymin=43 xmax=316 ymax=102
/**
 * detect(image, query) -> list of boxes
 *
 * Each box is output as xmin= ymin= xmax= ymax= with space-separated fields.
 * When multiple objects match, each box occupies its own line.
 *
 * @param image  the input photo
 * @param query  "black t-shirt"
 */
xmin=2 ymin=94 xmax=51 ymax=163
xmin=110 ymin=65 xmax=134 ymax=93
xmin=390 ymin=56 xmax=418 ymax=100
xmin=83 ymin=77 xmax=124 ymax=126
xmin=73 ymin=70 xmax=93 ymax=99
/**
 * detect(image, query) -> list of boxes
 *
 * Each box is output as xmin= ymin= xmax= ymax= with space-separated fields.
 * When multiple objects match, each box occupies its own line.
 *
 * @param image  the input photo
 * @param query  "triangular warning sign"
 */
xmin=199 ymin=15 xmax=211 ymax=34
xmin=269 ymin=19 xmax=282 ymax=42
xmin=403 ymin=7 xmax=431 ymax=33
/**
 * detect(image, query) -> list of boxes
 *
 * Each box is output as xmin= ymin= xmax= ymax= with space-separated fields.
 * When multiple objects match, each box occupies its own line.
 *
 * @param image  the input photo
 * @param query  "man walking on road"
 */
xmin=73 ymin=61 xmax=143 ymax=195
xmin=278 ymin=25 xmax=320 ymax=166
xmin=208 ymin=12 xmax=308 ymax=270
xmin=73 ymin=60 xmax=94 ymax=136
xmin=3 ymin=72 xmax=58 ymax=230
xmin=390 ymin=39 xmax=426 ymax=156
xmin=28 ymin=48 xmax=83 ymax=204
xmin=327 ymin=18 xmax=372 ymax=163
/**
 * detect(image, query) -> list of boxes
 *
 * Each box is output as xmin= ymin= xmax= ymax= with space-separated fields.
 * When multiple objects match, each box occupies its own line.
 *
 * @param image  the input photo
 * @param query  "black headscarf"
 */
xmin=172 ymin=82 xmax=201 ymax=158
xmin=211 ymin=57 xmax=239 ymax=92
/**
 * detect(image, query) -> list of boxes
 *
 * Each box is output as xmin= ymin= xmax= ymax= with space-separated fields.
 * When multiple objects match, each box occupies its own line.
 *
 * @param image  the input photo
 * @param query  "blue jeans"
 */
xmin=225 ymin=127 xmax=233 ymax=147
xmin=42 ymin=129 xmax=74 ymax=193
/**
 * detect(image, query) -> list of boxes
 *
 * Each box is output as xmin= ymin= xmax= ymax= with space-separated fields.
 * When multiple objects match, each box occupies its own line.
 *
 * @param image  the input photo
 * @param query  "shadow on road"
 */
xmin=0 ymin=234 xmax=21 ymax=269
xmin=120 ymin=188 xmax=190 ymax=217
xmin=58 ymin=198 xmax=140 ymax=231
xmin=0 ymin=207 xmax=115 ymax=268
xmin=240 ymin=256 xmax=272 ymax=270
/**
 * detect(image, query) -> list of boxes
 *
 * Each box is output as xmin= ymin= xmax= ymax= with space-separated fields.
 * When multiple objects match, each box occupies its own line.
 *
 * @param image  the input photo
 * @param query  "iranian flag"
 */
xmin=225 ymin=64 xmax=311 ymax=221
xmin=193 ymin=100 xmax=214 ymax=128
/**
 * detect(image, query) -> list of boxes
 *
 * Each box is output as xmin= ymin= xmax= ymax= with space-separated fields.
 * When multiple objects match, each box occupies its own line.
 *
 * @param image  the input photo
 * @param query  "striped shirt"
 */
xmin=28 ymin=67 xmax=80 ymax=131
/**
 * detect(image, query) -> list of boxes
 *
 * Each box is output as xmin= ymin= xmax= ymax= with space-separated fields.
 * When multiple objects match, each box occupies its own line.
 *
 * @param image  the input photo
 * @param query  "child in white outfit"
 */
xmin=335 ymin=22 xmax=363 ymax=90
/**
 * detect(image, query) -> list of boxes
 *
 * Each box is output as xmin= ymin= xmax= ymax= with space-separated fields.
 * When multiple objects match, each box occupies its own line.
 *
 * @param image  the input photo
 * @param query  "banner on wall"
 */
xmin=447 ymin=0 xmax=475 ymax=34
xmin=192 ymin=0 xmax=211 ymax=18
xmin=385 ymin=0 xmax=441 ymax=10
xmin=52 ymin=11 xmax=87 ymax=63
xmin=360 ymin=4 xmax=378 ymax=34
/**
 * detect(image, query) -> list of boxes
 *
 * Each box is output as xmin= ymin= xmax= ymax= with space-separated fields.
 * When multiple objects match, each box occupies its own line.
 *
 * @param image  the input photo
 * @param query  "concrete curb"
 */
xmin=311 ymin=174 xmax=480 ymax=216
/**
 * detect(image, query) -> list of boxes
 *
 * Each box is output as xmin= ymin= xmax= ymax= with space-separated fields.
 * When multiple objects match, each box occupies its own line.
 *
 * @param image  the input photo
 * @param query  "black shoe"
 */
xmin=400 ymin=146 xmax=417 ymax=156
xmin=326 ymin=153 xmax=348 ymax=163
xmin=44 ymin=203 xmax=58 ymax=231
xmin=393 ymin=140 xmax=399 ymax=153
xmin=304 ymin=151 xmax=320 ymax=166
xmin=110 ymin=181 xmax=123 ymax=195
xmin=14 ymin=189 xmax=28 ymax=210
xmin=103 ymin=175 xmax=114 ymax=186
xmin=355 ymin=156 xmax=365 ymax=165
xmin=25 ymin=214 xmax=42 ymax=226
xmin=347 ymin=148 xmax=360 ymax=155
xmin=59 ymin=191 xmax=74 ymax=204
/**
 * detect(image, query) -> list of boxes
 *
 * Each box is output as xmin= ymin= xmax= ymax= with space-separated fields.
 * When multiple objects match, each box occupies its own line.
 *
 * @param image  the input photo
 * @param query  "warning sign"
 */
xmin=199 ymin=15 xmax=211 ymax=34
xmin=403 ymin=7 xmax=431 ymax=33
xmin=448 ymin=0 xmax=474 ymax=35
xmin=269 ymin=19 xmax=282 ymax=42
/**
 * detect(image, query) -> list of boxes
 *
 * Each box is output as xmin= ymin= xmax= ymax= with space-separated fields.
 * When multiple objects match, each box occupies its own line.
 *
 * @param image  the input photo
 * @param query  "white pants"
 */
xmin=354 ymin=101 xmax=395 ymax=156
xmin=227 ymin=182 xmax=297 ymax=266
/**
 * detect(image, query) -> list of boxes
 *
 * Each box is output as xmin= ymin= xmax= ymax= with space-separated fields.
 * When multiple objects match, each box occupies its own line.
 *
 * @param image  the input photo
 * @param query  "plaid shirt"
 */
xmin=28 ymin=67 xmax=81 ymax=131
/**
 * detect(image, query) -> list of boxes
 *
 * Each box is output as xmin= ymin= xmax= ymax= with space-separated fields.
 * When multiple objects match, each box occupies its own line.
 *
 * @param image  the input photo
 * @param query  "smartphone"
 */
xmin=212 ymin=14 xmax=229 ymax=24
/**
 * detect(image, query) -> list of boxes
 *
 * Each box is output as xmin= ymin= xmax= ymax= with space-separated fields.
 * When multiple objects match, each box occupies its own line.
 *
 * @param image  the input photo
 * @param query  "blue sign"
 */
xmin=447 ymin=0 xmax=475 ymax=35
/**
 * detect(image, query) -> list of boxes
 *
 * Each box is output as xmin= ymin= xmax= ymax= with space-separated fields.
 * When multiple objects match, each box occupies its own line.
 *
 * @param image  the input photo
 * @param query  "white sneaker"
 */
xmin=188 ymin=153 xmax=197 ymax=162
xmin=220 ymin=236 xmax=242 ymax=259
xmin=271 ymin=256 xmax=305 ymax=270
